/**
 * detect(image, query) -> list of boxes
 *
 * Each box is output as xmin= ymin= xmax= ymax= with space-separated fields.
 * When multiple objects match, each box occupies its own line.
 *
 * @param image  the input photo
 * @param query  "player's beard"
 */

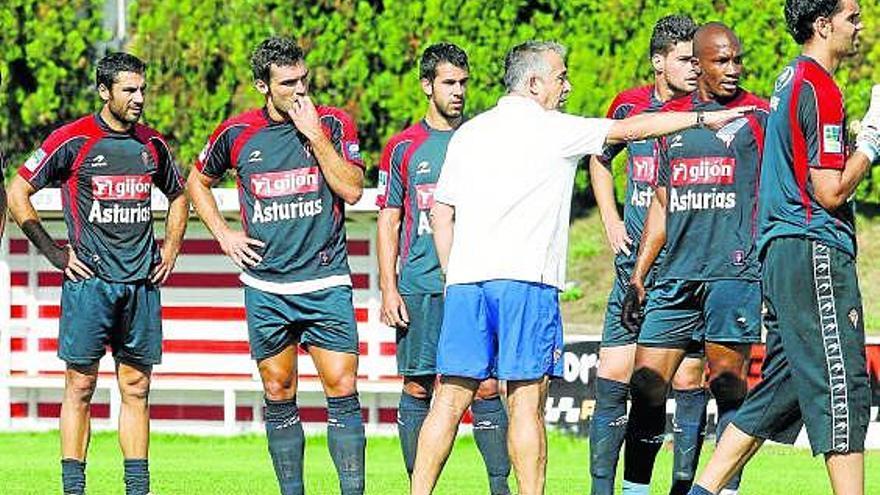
xmin=109 ymin=101 xmax=142 ymax=125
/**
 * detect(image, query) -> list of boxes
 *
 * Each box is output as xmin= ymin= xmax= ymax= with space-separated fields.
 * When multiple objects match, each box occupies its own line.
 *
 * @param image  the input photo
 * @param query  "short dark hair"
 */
xmin=419 ymin=43 xmax=469 ymax=81
xmin=251 ymin=37 xmax=305 ymax=83
xmin=785 ymin=0 xmax=843 ymax=44
xmin=96 ymin=52 xmax=146 ymax=90
xmin=649 ymin=15 xmax=698 ymax=57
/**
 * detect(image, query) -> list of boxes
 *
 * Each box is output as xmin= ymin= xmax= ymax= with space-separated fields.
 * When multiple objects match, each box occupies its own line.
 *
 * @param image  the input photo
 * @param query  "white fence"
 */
xmin=0 ymin=188 xmax=410 ymax=434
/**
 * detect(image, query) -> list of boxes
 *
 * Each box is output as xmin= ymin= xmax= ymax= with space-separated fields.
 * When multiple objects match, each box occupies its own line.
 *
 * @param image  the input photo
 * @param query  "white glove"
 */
xmin=857 ymin=84 xmax=880 ymax=163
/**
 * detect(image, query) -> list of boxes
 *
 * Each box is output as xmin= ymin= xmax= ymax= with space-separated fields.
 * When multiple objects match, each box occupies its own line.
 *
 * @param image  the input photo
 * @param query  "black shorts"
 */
xmin=734 ymin=238 xmax=871 ymax=455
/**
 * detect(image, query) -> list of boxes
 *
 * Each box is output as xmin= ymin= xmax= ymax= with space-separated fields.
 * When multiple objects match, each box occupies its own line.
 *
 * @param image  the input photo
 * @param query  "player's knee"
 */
xmin=65 ymin=373 xmax=98 ymax=404
xmin=671 ymin=365 xmax=703 ymax=390
xmin=321 ymin=371 xmax=357 ymax=397
xmin=119 ymin=373 xmax=151 ymax=403
xmin=475 ymin=378 xmax=500 ymax=400
xmin=262 ymin=373 xmax=296 ymax=401
xmin=630 ymin=367 xmax=668 ymax=409
xmin=403 ymin=377 xmax=433 ymax=399
xmin=709 ymin=371 xmax=747 ymax=406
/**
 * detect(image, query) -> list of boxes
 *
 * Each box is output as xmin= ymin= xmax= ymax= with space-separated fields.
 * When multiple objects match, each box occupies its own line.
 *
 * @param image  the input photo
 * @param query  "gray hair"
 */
xmin=503 ymin=41 xmax=567 ymax=92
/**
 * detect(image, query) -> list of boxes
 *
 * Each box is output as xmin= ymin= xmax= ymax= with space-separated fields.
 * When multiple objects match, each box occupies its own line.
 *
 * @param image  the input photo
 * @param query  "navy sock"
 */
xmin=670 ymin=388 xmax=709 ymax=495
xmin=397 ymin=392 xmax=431 ymax=476
xmin=61 ymin=458 xmax=86 ymax=495
xmin=589 ymin=378 xmax=629 ymax=495
xmin=123 ymin=458 xmax=150 ymax=495
xmin=716 ymin=399 xmax=744 ymax=492
xmin=264 ymin=397 xmax=305 ymax=495
xmin=327 ymin=394 xmax=366 ymax=495
xmin=688 ymin=484 xmax=715 ymax=495
xmin=624 ymin=371 xmax=668 ymax=485
xmin=471 ymin=397 xmax=511 ymax=495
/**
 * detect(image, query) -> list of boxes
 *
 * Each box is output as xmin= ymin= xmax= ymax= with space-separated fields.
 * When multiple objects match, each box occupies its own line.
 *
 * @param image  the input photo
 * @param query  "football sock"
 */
xmin=670 ymin=388 xmax=709 ymax=495
xmin=123 ymin=458 xmax=150 ymax=495
xmin=61 ymin=458 xmax=86 ymax=495
xmin=688 ymin=485 xmax=715 ymax=495
xmin=397 ymin=391 xmax=431 ymax=476
xmin=327 ymin=394 xmax=366 ymax=495
xmin=264 ymin=397 xmax=305 ymax=495
xmin=589 ymin=377 xmax=630 ymax=495
xmin=471 ymin=396 xmax=511 ymax=494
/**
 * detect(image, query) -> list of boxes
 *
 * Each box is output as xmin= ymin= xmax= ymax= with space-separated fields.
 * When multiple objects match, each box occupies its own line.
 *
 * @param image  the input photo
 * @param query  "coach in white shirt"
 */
xmin=410 ymin=41 xmax=752 ymax=495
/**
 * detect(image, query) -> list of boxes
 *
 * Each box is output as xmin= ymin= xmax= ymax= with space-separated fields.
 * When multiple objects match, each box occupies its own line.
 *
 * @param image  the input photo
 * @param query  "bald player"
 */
xmin=622 ymin=23 xmax=769 ymax=495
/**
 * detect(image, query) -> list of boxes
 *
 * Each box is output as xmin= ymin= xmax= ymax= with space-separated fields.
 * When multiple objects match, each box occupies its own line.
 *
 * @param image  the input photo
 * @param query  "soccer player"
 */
xmin=186 ymin=37 xmax=366 ymax=495
xmin=688 ymin=1 xmax=876 ymax=494
xmin=409 ymin=40 xmax=754 ymax=495
xmin=6 ymin=52 xmax=188 ymax=495
xmin=622 ymin=23 xmax=770 ymax=495
xmin=376 ymin=43 xmax=511 ymax=493
xmin=589 ymin=15 xmax=709 ymax=495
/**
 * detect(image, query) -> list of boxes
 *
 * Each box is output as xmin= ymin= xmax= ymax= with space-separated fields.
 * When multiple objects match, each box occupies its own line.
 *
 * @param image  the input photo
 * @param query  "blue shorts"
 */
xmin=639 ymin=279 xmax=762 ymax=349
xmin=436 ymin=280 xmax=563 ymax=381
xmin=244 ymin=285 xmax=359 ymax=360
xmin=59 ymin=277 xmax=162 ymax=367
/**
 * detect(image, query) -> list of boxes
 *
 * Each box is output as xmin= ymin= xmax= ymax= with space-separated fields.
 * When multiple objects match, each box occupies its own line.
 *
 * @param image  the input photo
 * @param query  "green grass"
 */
xmin=562 ymin=209 xmax=880 ymax=335
xmin=1 ymin=430 xmax=878 ymax=494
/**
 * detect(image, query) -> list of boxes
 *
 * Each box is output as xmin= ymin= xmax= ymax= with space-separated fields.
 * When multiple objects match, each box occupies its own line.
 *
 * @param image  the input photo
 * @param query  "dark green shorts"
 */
xmin=397 ymin=293 xmax=443 ymax=376
xmin=244 ymin=285 xmax=359 ymax=360
xmin=638 ymin=278 xmax=762 ymax=349
xmin=734 ymin=238 xmax=870 ymax=455
xmin=59 ymin=277 xmax=162 ymax=366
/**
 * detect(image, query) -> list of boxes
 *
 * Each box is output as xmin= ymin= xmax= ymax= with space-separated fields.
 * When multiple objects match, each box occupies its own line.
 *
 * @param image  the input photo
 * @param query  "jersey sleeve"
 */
xmin=194 ymin=124 xmax=239 ymax=179
xmin=376 ymin=137 xmax=410 ymax=209
xmin=147 ymin=135 xmax=185 ymax=198
xmin=798 ymin=83 xmax=845 ymax=170
xmin=552 ymin=113 xmax=615 ymax=159
xmin=18 ymin=130 xmax=84 ymax=189
xmin=320 ymin=108 xmax=365 ymax=169
xmin=596 ymin=98 xmax=633 ymax=167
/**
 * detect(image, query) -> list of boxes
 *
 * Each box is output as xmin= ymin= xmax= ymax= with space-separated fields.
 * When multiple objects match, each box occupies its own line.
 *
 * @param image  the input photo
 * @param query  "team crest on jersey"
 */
xmin=141 ymin=149 xmax=151 ymax=166
xmin=346 ymin=141 xmax=361 ymax=160
xmin=715 ymin=118 xmax=748 ymax=148
xmin=775 ymin=67 xmax=795 ymax=92
xmin=823 ymin=125 xmax=843 ymax=154
xmin=24 ymin=148 xmax=46 ymax=172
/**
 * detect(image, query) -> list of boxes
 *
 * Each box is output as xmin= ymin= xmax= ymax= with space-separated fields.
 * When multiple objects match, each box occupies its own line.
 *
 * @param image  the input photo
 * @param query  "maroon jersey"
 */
xmin=19 ymin=114 xmax=185 ymax=282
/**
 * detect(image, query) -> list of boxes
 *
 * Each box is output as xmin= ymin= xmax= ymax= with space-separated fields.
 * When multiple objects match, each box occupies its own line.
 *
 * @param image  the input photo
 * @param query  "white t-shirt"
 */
xmin=434 ymin=95 xmax=614 ymax=290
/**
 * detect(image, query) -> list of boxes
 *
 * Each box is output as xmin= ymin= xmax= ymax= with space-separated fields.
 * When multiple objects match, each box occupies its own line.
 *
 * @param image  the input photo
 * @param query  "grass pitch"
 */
xmin=0 ymin=430 xmax=877 ymax=494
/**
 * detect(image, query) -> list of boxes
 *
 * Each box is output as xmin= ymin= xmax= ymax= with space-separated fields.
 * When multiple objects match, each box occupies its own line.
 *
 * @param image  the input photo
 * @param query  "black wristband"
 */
xmin=20 ymin=219 xmax=69 ymax=270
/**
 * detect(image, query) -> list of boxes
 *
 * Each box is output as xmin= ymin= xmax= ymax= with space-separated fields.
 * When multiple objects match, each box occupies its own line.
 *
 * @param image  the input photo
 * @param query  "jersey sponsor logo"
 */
xmin=716 ymin=118 xmax=748 ymax=148
xmin=88 ymin=202 xmax=152 ymax=224
xmin=91 ymin=175 xmax=152 ymax=201
xmin=823 ymin=125 xmax=843 ymax=154
xmin=250 ymin=168 xmax=320 ymax=198
xmin=251 ymin=198 xmax=324 ymax=224
xmin=669 ymin=188 xmax=736 ymax=212
xmin=775 ymin=66 xmax=795 ymax=92
xmin=248 ymin=150 xmax=263 ymax=163
xmin=630 ymin=182 xmax=653 ymax=208
xmin=415 ymin=183 xmax=436 ymax=210
xmin=670 ymin=157 xmax=736 ymax=186
xmin=23 ymin=148 xmax=46 ymax=172
xmin=630 ymin=156 xmax=656 ymax=183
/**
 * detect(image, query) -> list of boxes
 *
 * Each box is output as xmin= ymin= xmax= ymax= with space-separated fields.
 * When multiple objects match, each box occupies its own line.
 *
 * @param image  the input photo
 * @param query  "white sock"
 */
xmin=720 ymin=489 xmax=739 ymax=495
xmin=622 ymin=480 xmax=650 ymax=495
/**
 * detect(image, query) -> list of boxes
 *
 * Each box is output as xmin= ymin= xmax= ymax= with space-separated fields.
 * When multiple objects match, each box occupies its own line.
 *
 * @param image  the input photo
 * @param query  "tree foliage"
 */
xmin=3 ymin=0 xmax=880 ymax=200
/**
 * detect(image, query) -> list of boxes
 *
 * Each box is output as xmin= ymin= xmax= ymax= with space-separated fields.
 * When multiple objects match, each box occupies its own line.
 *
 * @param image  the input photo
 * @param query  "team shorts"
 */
xmin=396 ymin=293 xmax=443 ymax=376
xmin=244 ymin=285 xmax=359 ymax=360
xmin=638 ymin=278 xmax=762 ymax=349
xmin=436 ymin=280 xmax=563 ymax=381
xmin=734 ymin=238 xmax=870 ymax=455
xmin=59 ymin=277 xmax=162 ymax=367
